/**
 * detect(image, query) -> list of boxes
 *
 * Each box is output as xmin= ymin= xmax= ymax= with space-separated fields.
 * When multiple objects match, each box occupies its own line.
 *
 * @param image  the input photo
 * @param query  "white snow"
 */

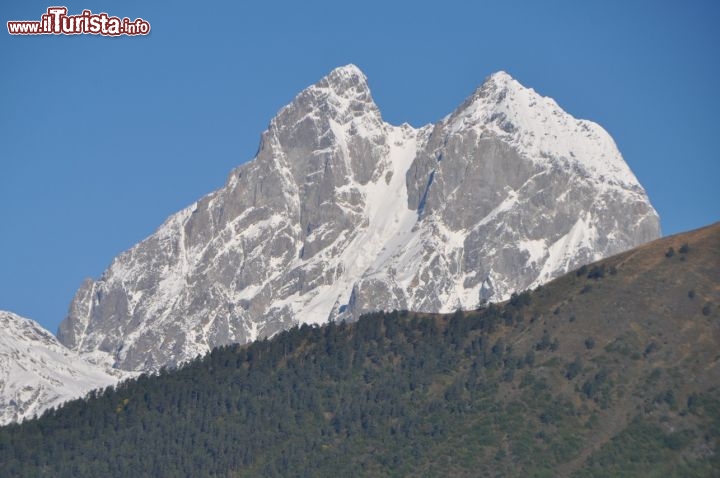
xmin=532 ymin=212 xmax=599 ymax=285
xmin=520 ymin=238 xmax=548 ymax=267
xmin=0 ymin=311 xmax=130 ymax=425
xmin=277 ymin=123 xmax=422 ymax=325
xmin=448 ymin=71 xmax=642 ymax=188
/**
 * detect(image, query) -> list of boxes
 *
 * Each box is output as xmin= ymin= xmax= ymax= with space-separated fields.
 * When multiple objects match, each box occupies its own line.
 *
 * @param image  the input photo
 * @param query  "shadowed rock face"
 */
xmin=57 ymin=65 xmax=660 ymax=372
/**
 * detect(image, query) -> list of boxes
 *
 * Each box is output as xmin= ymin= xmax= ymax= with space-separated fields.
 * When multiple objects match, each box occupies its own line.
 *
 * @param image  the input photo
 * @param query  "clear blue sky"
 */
xmin=1 ymin=1 xmax=718 ymax=334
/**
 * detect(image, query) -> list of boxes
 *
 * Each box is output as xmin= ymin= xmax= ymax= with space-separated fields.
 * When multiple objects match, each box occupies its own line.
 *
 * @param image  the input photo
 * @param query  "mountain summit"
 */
xmin=57 ymin=65 xmax=660 ymax=372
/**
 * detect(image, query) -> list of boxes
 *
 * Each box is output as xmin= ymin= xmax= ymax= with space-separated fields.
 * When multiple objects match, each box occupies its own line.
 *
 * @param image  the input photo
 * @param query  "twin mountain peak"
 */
xmin=53 ymin=64 xmax=659 ymax=373
xmin=21 ymin=65 xmax=662 ymax=390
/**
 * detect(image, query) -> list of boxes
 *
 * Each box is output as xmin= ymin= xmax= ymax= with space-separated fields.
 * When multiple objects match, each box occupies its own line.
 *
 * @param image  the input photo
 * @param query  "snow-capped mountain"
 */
xmin=0 ymin=311 xmax=128 ymax=425
xmin=57 ymin=65 xmax=660 ymax=372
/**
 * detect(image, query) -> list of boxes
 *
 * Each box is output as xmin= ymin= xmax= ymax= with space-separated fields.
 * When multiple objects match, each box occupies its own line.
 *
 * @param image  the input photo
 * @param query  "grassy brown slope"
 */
xmin=487 ymin=221 xmax=720 ymax=476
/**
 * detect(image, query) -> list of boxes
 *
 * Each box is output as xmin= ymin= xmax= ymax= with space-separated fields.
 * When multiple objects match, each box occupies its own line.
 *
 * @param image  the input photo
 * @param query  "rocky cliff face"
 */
xmin=57 ymin=65 xmax=660 ymax=372
xmin=0 ymin=311 xmax=127 ymax=425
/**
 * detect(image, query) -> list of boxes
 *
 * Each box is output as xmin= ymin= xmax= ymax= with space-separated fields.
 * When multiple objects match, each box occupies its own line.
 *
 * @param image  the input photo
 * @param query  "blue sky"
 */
xmin=1 ymin=1 xmax=718 ymax=334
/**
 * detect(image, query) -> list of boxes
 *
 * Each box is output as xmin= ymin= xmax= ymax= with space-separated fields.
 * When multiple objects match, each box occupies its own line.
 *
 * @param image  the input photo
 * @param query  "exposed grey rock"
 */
xmin=58 ymin=65 xmax=660 ymax=372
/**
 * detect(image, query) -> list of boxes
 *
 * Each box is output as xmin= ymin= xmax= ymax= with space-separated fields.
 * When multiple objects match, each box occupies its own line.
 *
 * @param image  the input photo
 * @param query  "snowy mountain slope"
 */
xmin=0 ymin=311 xmax=128 ymax=425
xmin=57 ymin=65 xmax=660 ymax=372
xmin=352 ymin=71 xmax=659 ymax=314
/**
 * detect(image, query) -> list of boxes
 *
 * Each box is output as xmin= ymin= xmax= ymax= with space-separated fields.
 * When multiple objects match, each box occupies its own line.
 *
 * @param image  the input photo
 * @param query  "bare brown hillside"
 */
xmin=493 ymin=221 xmax=720 ymax=475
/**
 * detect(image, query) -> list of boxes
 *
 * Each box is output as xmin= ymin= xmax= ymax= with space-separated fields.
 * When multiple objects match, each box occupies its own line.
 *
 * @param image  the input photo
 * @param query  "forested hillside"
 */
xmin=1 ymin=223 xmax=718 ymax=477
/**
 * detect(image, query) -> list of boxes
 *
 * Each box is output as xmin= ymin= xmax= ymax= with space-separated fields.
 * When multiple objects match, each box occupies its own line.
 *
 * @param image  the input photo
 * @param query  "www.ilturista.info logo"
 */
xmin=7 ymin=7 xmax=150 ymax=36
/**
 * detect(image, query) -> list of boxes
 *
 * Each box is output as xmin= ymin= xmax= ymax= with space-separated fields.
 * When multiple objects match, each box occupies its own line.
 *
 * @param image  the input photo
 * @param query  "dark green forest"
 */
xmin=1 ymin=224 xmax=719 ymax=477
